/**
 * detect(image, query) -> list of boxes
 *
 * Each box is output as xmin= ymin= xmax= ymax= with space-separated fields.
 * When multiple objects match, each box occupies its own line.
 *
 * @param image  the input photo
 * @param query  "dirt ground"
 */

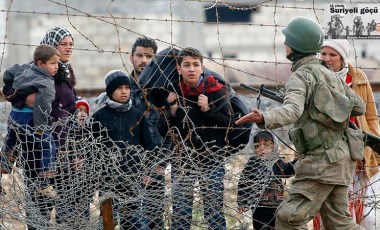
xmin=1 ymin=161 xmax=313 ymax=230
xmin=0 ymin=168 xmax=101 ymax=230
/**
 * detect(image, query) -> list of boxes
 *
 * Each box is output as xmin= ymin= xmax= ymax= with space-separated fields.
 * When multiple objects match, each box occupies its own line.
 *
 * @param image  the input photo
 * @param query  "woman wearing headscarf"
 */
xmin=315 ymin=39 xmax=380 ymax=229
xmin=2 ymin=26 xmax=77 ymax=230
xmin=39 ymin=26 xmax=77 ymax=144
xmin=3 ymin=26 xmax=77 ymax=146
xmin=4 ymin=26 xmax=76 ymax=117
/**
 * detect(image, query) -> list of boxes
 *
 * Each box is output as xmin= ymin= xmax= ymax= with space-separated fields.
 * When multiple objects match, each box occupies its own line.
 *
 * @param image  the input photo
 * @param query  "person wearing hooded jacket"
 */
xmin=4 ymin=44 xmax=60 ymax=177
xmin=236 ymin=17 xmax=365 ymax=229
xmin=238 ymin=130 xmax=295 ymax=230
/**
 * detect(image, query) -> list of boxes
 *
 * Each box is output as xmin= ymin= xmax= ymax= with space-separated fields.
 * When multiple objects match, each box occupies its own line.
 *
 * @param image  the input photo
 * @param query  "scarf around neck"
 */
xmin=54 ymin=62 xmax=71 ymax=84
xmin=180 ymin=75 xmax=224 ymax=97
xmin=95 ymin=92 xmax=132 ymax=112
xmin=60 ymin=62 xmax=70 ymax=78
xmin=336 ymin=61 xmax=349 ymax=82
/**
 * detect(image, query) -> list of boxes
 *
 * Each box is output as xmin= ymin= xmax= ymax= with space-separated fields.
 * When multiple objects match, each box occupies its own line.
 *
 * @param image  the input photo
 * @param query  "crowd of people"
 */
xmin=0 ymin=15 xmax=379 ymax=230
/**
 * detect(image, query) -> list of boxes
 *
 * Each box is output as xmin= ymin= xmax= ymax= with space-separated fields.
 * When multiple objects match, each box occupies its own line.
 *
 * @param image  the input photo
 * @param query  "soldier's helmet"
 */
xmin=282 ymin=17 xmax=324 ymax=54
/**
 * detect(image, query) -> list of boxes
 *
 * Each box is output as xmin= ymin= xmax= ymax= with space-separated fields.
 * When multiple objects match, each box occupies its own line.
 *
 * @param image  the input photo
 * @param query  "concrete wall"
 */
xmin=1 ymin=0 xmax=379 ymax=91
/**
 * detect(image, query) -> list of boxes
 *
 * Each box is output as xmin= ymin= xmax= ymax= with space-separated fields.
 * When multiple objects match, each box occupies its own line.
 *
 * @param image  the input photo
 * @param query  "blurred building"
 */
xmin=1 ymin=0 xmax=379 ymax=92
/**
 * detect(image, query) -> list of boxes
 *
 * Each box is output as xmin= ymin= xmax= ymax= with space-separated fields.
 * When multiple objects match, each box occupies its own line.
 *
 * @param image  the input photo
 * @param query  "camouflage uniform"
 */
xmin=260 ymin=55 xmax=365 ymax=229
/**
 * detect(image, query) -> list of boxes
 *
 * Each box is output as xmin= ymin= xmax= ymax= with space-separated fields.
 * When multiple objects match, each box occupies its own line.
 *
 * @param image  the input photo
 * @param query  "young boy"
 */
xmin=237 ymin=130 xmax=296 ymax=230
xmin=92 ymin=70 xmax=155 ymax=229
xmin=6 ymin=44 xmax=60 ymax=178
xmin=159 ymin=47 xmax=233 ymax=229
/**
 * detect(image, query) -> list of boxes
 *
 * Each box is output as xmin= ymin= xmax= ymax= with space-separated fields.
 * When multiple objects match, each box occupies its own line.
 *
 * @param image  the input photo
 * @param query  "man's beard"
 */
xmin=134 ymin=65 xmax=143 ymax=76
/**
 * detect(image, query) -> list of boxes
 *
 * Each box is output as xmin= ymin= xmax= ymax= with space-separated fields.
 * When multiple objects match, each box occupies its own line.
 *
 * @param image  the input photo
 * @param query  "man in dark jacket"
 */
xmin=159 ymin=47 xmax=234 ymax=230
xmin=129 ymin=37 xmax=170 ymax=229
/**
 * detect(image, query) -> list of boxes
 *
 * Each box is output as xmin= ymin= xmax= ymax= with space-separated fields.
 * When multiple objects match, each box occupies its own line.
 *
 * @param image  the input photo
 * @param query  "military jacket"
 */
xmin=261 ymin=55 xmax=365 ymax=185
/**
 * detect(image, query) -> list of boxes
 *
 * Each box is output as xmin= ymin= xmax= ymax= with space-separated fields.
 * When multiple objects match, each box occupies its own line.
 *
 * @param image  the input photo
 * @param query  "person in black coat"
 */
xmin=129 ymin=36 xmax=170 ymax=229
xmin=54 ymin=98 xmax=100 ymax=228
xmin=92 ymin=70 xmax=155 ymax=230
xmin=158 ymin=47 xmax=234 ymax=230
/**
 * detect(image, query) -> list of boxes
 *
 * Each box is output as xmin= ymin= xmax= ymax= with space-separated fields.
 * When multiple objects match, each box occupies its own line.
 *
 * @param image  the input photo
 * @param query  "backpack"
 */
xmin=139 ymin=47 xmax=180 ymax=108
xmin=139 ymin=46 xmax=252 ymax=153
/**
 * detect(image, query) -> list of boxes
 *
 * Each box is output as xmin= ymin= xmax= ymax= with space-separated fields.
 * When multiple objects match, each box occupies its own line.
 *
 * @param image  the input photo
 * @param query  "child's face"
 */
xmin=38 ymin=55 xmax=60 ymax=76
xmin=111 ymin=85 xmax=131 ymax=103
xmin=177 ymin=56 xmax=204 ymax=88
xmin=77 ymin=105 xmax=89 ymax=124
xmin=254 ymin=139 xmax=274 ymax=157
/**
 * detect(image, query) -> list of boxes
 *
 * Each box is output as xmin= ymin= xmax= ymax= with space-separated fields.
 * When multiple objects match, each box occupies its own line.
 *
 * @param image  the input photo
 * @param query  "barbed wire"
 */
xmin=1 ymin=0 xmax=380 ymax=229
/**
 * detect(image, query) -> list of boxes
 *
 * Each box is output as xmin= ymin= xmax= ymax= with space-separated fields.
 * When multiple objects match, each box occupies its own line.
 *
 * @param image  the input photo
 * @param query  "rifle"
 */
xmin=240 ymin=83 xmax=380 ymax=154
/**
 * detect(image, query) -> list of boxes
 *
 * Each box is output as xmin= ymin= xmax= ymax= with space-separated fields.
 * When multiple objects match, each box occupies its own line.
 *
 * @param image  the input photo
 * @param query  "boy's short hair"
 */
xmin=253 ymin=131 xmax=273 ymax=143
xmin=131 ymin=37 xmax=158 ymax=54
xmin=177 ymin=47 xmax=203 ymax=65
xmin=33 ymin=44 xmax=60 ymax=65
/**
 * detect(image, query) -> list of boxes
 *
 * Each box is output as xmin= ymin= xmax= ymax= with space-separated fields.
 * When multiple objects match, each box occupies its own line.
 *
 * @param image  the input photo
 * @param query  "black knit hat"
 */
xmin=104 ymin=70 xmax=131 ymax=97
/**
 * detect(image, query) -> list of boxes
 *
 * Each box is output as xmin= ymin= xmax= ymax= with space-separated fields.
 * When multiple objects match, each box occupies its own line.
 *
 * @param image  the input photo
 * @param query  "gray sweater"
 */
xmin=12 ymin=63 xmax=55 ymax=129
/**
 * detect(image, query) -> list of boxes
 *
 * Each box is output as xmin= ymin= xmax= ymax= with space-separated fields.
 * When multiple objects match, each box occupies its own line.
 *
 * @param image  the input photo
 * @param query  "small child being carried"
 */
xmin=3 ymin=44 xmax=60 ymax=190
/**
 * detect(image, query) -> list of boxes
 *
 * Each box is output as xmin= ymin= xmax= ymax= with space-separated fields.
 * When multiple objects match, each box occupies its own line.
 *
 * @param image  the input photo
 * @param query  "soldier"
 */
xmin=236 ymin=17 xmax=366 ymax=229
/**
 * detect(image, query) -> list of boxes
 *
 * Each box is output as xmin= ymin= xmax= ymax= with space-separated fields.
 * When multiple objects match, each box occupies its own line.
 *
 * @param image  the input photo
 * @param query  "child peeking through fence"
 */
xmin=237 ymin=130 xmax=297 ymax=229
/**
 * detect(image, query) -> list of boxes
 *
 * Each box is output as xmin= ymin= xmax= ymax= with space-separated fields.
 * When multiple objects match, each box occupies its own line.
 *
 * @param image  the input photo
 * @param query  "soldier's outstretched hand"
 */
xmin=235 ymin=108 xmax=264 ymax=125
